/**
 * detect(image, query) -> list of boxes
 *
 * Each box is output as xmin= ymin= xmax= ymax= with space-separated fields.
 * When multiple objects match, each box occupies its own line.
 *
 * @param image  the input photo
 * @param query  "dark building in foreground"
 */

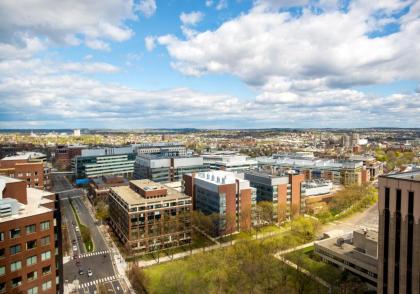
xmin=378 ymin=171 xmax=420 ymax=294
xmin=108 ymin=179 xmax=192 ymax=255
xmin=0 ymin=176 xmax=62 ymax=294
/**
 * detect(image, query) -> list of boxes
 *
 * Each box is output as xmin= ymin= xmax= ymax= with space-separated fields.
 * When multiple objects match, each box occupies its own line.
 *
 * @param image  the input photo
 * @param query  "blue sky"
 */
xmin=0 ymin=0 xmax=419 ymax=129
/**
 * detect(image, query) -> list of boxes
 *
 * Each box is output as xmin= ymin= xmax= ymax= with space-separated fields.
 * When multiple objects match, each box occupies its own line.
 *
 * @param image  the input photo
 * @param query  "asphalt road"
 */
xmin=51 ymin=173 xmax=125 ymax=294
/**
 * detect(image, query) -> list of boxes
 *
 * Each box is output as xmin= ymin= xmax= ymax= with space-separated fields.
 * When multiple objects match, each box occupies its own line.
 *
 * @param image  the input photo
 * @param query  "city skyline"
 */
xmin=1 ymin=0 xmax=419 ymax=129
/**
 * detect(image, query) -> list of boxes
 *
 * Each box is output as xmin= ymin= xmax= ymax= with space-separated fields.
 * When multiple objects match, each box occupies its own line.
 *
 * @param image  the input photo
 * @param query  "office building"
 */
xmin=133 ymin=143 xmax=187 ymax=157
xmin=0 ymin=152 xmax=51 ymax=190
xmin=202 ymin=152 xmax=258 ymax=172
xmin=0 ymin=176 xmax=63 ymax=293
xmin=183 ymin=171 xmax=256 ymax=235
xmin=315 ymin=230 xmax=378 ymax=287
xmin=244 ymin=171 xmax=305 ymax=222
xmin=258 ymin=155 xmax=364 ymax=186
xmin=54 ymin=145 xmax=85 ymax=170
xmin=73 ymin=147 xmax=136 ymax=179
xmin=134 ymin=154 xmax=208 ymax=183
xmin=88 ymin=176 xmax=128 ymax=203
xmin=73 ymin=129 xmax=81 ymax=137
xmin=377 ymin=171 xmax=420 ymax=294
xmin=108 ymin=180 xmax=192 ymax=255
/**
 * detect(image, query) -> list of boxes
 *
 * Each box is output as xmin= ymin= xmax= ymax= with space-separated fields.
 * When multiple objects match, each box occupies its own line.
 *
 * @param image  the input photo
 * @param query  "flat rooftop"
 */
xmin=1 ymin=152 xmax=46 ymax=161
xmin=381 ymin=170 xmax=420 ymax=181
xmin=111 ymin=181 xmax=190 ymax=206
xmin=130 ymin=179 xmax=166 ymax=191
xmin=195 ymin=170 xmax=238 ymax=185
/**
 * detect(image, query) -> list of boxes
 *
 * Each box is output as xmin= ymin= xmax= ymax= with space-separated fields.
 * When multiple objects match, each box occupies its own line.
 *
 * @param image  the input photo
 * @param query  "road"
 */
xmin=51 ymin=173 xmax=125 ymax=294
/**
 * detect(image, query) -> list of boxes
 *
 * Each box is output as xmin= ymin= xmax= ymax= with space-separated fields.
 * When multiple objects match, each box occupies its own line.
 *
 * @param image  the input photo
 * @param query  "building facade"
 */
xmin=133 ymin=143 xmax=187 ymax=157
xmin=54 ymin=145 xmax=85 ymax=171
xmin=108 ymin=180 xmax=192 ymax=255
xmin=202 ymin=152 xmax=258 ymax=172
xmin=244 ymin=171 xmax=305 ymax=223
xmin=134 ymin=155 xmax=208 ymax=183
xmin=377 ymin=171 xmax=420 ymax=294
xmin=183 ymin=171 xmax=256 ymax=236
xmin=88 ymin=176 xmax=128 ymax=203
xmin=0 ymin=176 xmax=63 ymax=294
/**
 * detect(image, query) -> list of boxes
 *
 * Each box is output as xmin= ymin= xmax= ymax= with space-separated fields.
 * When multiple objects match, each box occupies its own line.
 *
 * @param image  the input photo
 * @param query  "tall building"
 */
xmin=377 ymin=171 xmax=420 ymax=294
xmin=73 ymin=129 xmax=81 ymax=137
xmin=73 ymin=147 xmax=136 ymax=179
xmin=54 ymin=145 xmax=85 ymax=171
xmin=134 ymin=154 xmax=208 ymax=183
xmin=0 ymin=152 xmax=51 ymax=190
xmin=244 ymin=171 xmax=305 ymax=222
xmin=108 ymin=180 xmax=192 ymax=255
xmin=183 ymin=171 xmax=256 ymax=236
xmin=0 ymin=176 xmax=63 ymax=293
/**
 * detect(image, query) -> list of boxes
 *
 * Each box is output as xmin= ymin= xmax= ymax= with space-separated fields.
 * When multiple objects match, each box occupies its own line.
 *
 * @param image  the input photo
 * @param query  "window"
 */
xmin=0 ymin=248 xmax=4 ymax=258
xmin=27 ymin=271 xmax=38 ymax=281
xmin=42 ymin=265 xmax=51 ymax=275
xmin=27 ymin=255 xmax=37 ymax=266
xmin=11 ymin=260 xmax=22 ymax=272
xmin=10 ymin=228 xmax=20 ymax=239
xmin=26 ymin=224 xmax=36 ymax=234
xmin=0 ymin=266 xmax=4 ymax=276
xmin=27 ymin=286 xmax=38 ymax=294
xmin=40 ymin=236 xmax=50 ymax=246
xmin=27 ymin=240 xmax=37 ymax=250
xmin=42 ymin=281 xmax=52 ymax=291
xmin=0 ymin=232 xmax=4 ymax=241
xmin=11 ymin=277 xmax=22 ymax=288
xmin=41 ymin=251 xmax=51 ymax=261
xmin=40 ymin=221 xmax=50 ymax=231
xmin=10 ymin=244 xmax=21 ymax=255
xmin=0 ymin=282 xmax=4 ymax=294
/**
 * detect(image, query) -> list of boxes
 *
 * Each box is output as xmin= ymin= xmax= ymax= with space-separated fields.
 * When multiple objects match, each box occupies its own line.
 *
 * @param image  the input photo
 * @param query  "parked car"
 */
xmin=78 ymin=269 xmax=84 ymax=275
xmin=72 ymin=239 xmax=76 ymax=245
xmin=87 ymin=269 xmax=92 ymax=277
xmin=72 ymin=245 xmax=77 ymax=251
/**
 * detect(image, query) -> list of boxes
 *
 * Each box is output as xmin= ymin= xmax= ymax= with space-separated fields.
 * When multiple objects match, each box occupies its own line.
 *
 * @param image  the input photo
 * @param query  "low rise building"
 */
xmin=0 ymin=176 xmax=63 ymax=293
xmin=315 ymin=230 xmax=378 ymax=287
xmin=243 ymin=171 xmax=305 ymax=222
xmin=183 ymin=171 xmax=256 ymax=235
xmin=88 ymin=175 xmax=128 ymax=203
xmin=202 ymin=152 xmax=258 ymax=172
xmin=108 ymin=180 xmax=192 ymax=255
xmin=134 ymin=154 xmax=208 ymax=183
xmin=133 ymin=143 xmax=187 ymax=157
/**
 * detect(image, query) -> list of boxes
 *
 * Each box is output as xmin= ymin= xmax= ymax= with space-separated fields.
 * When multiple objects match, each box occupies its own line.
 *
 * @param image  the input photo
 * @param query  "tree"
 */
xmin=127 ymin=264 xmax=148 ymax=294
xmin=291 ymin=216 xmax=320 ymax=242
xmin=95 ymin=200 xmax=109 ymax=223
xmin=257 ymin=201 xmax=274 ymax=225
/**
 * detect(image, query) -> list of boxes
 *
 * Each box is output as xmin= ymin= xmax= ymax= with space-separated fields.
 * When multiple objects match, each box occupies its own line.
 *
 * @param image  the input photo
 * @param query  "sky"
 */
xmin=0 ymin=0 xmax=419 ymax=129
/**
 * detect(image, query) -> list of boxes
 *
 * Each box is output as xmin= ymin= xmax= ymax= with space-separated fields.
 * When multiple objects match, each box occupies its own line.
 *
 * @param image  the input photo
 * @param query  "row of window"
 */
xmin=1 ymin=260 xmax=51 ymax=275
xmin=0 ymin=236 xmax=50 ymax=257
xmin=0 ymin=279 xmax=51 ymax=293
xmin=0 ymin=221 xmax=50 ymax=241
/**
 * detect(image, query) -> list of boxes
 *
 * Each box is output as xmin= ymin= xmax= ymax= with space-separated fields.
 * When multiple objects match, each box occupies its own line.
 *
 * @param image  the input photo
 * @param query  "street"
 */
xmin=50 ymin=173 xmax=126 ymax=294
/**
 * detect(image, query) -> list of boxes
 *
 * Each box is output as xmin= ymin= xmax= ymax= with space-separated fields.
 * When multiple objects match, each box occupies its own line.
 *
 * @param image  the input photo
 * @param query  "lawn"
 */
xmin=285 ymin=246 xmax=342 ymax=285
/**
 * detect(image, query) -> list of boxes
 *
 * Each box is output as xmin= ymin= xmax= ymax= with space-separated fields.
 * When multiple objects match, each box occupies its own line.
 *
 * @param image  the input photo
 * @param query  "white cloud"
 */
xmin=206 ymin=0 xmax=214 ymax=7
xmin=216 ymin=0 xmax=228 ymax=10
xmin=0 ymin=0 xmax=137 ymax=53
xmin=137 ymin=0 xmax=157 ymax=17
xmin=145 ymin=36 xmax=156 ymax=51
xmin=180 ymin=12 xmax=204 ymax=26
xmin=85 ymin=39 xmax=111 ymax=51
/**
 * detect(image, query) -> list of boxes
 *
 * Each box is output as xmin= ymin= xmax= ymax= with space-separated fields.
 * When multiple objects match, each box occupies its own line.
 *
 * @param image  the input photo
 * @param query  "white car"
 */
xmin=75 ymin=226 xmax=79 ymax=232
xmin=87 ymin=269 xmax=92 ymax=277
xmin=72 ymin=245 xmax=77 ymax=251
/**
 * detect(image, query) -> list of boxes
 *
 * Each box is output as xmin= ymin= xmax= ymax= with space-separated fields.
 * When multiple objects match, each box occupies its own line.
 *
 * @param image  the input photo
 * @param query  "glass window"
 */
xmin=11 ymin=261 xmax=22 ymax=272
xmin=0 ymin=282 xmax=4 ymax=294
xmin=41 ymin=251 xmax=51 ymax=261
xmin=27 ymin=286 xmax=38 ymax=294
xmin=42 ymin=265 xmax=51 ymax=275
xmin=40 ymin=221 xmax=50 ymax=231
xmin=27 ymin=255 xmax=37 ymax=266
xmin=26 ymin=224 xmax=36 ymax=234
xmin=27 ymin=240 xmax=37 ymax=250
xmin=40 ymin=236 xmax=50 ymax=246
xmin=42 ymin=281 xmax=52 ymax=291
xmin=0 ymin=248 xmax=4 ymax=258
xmin=27 ymin=271 xmax=38 ymax=281
xmin=10 ymin=244 xmax=21 ymax=255
xmin=0 ymin=266 xmax=4 ymax=276
xmin=0 ymin=232 xmax=4 ymax=241
xmin=10 ymin=228 xmax=20 ymax=239
xmin=11 ymin=277 xmax=22 ymax=288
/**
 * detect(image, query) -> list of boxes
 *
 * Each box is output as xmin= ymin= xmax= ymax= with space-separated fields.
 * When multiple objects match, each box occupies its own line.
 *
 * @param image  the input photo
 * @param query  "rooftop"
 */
xmin=130 ymin=179 xmax=166 ymax=191
xmin=1 ymin=151 xmax=46 ymax=161
xmin=382 ymin=170 xmax=420 ymax=181
xmin=195 ymin=170 xmax=238 ymax=185
xmin=111 ymin=180 xmax=189 ymax=206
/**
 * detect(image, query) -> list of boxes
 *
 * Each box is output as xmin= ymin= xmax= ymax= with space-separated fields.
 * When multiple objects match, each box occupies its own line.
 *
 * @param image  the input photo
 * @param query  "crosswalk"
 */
xmin=78 ymin=250 xmax=110 ymax=258
xmin=77 ymin=275 xmax=119 ymax=289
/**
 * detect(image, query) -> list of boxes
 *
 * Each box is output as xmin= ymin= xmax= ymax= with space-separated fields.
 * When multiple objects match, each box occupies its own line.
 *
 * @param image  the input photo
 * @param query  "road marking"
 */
xmin=77 ymin=275 xmax=118 ymax=289
xmin=78 ymin=250 xmax=111 ymax=259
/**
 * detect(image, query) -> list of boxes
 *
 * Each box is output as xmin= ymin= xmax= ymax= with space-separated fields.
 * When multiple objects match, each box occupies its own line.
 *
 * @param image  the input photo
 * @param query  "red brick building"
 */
xmin=0 ymin=176 xmax=63 ymax=293
xmin=54 ymin=145 xmax=84 ymax=170
xmin=88 ymin=175 xmax=128 ymax=203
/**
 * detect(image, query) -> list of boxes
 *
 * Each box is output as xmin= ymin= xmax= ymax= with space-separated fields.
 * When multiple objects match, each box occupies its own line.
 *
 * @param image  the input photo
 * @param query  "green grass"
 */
xmin=144 ymin=258 xmax=188 ymax=291
xmin=285 ymin=246 xmax=342 ymax=285
xmin=69 ymin=199 xmax=95 ymax=252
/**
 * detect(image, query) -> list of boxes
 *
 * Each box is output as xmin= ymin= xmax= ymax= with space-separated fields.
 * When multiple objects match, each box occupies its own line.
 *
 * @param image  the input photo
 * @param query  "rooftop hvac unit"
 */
xmin=336 ymin=237 xmax=345 ymax=248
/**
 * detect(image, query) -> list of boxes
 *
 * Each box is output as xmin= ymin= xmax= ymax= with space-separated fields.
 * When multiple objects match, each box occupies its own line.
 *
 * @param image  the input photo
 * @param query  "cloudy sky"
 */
xmin=0 ymin=0 xmax=419 ymax=129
